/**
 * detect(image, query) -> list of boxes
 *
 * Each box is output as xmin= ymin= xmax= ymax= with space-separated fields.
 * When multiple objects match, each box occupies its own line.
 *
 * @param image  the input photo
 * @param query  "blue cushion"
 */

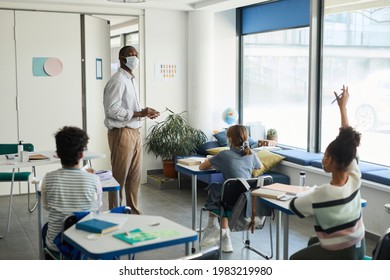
xmin=311 ymin=159 xmax=388 ymax=173
xmin=213 ymin=130 xmax=227 ymax=146
xmin=212 ymin=130 xmax=256 ymax=148
xmin=311 ymin=159 xmax=323 ymax=169
xmin=362 ymin=169 xmax=390 ymax=186
xmin=264 ymin=171 xmax=290 ymax=184
xmin=248 ymin=136 xmax=257 ymax=147
xmin=272 ymin=150 xmax=323 ymax=166
xmin=359 ymin=162 xmax=388 ymax=173
xmin=196 ymin=141 xmax=220 ymax=156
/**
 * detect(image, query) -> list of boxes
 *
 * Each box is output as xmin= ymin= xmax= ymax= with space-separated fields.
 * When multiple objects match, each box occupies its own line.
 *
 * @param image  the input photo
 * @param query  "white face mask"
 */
xmin=124 ymin=56 xmax=139 ymax=70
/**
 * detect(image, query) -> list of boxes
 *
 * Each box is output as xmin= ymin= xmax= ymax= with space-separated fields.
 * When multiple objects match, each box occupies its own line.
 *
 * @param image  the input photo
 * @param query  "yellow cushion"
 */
xmin=206 ymin=147 xmax=229 ymax=155
xmin=252 ymin=150 xmax=285 ymax=177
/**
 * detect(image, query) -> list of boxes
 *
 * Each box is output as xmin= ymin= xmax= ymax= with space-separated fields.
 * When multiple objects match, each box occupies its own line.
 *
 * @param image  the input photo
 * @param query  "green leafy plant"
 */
xmin=266 ymin=128 xmax=278 ymax=140
xmin=144 ymin=108 xmax=207 ymax=161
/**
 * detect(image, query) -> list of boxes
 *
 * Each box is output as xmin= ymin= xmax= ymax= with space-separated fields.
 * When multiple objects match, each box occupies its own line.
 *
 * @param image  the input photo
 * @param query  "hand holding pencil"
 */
xmin=331 ymin=85 xmax=349 ymax=106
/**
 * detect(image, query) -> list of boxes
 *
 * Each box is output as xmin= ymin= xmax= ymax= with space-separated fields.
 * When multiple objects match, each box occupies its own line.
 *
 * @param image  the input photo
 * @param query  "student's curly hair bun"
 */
xmin=338 ymin=126 xmax=361 ymax=148
xmin=327 ymin=126 xmax=361 ymax=170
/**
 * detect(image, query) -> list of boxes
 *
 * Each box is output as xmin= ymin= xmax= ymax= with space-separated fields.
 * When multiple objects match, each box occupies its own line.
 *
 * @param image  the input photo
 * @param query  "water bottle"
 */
xmin=299 ymin=171 xmax=306 ymax=187
xmin=18 ymin=141 xmax=24 ymax=162
xmin=91 ymin=192 xmax=100 ymax=218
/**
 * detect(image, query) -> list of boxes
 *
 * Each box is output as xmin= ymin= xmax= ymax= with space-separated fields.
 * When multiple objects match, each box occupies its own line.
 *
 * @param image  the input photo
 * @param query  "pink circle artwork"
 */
xmin=44 ymin=57 xmax=63 ymax=76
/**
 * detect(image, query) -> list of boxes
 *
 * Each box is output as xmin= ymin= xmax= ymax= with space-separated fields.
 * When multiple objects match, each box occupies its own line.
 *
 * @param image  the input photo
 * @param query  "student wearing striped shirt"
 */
xmin=289 ymin=85 xmax=366 ymax=260
xmin=42 ymin=126 xmax=102 ymax=253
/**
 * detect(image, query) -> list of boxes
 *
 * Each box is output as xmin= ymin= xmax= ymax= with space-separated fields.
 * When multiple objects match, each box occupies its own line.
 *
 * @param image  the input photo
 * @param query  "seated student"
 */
xmin=42 ymin=126 xmax=102 ymax=254
xmin=289 ymin=85 xmax=366 ymax=260
xmin=198 ymin=124 xmax=261 ymax=253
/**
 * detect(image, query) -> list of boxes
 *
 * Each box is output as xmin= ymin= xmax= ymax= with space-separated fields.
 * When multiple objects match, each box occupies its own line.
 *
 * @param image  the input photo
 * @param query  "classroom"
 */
xmin=0 ymin=0 xmax=389 ymax=261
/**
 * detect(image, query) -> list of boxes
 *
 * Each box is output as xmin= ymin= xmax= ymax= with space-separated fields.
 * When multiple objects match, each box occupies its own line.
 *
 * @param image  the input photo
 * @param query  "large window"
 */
xmin=321 ymin=3 xmax=390 ymax=166
xmin=242 ymin=28 xmax=310 ymax=148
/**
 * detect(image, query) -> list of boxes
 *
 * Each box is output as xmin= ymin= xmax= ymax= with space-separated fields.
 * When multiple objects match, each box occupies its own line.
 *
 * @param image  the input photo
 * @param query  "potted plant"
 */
xmin=144 ymin=108 xmax=207 ymax=178
xmin=266 ymin=128 xmax=278 ymax=143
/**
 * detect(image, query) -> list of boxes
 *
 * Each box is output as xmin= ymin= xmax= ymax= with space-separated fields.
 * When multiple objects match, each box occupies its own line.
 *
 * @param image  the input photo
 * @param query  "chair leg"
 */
xmin=243 ymin=217 xmax=273 ymax=260
xmin=28 ymin=167 xmax=38 ymax=213
xmin=199 ymin=207 xmax=204 ymax=250
xmin=28 ymin=180 xmax=38 ymax=213
xmin=0 ymin=178 xmax=15 ymax=239
xmin=218 ymin=208 xmax=223 ymax=260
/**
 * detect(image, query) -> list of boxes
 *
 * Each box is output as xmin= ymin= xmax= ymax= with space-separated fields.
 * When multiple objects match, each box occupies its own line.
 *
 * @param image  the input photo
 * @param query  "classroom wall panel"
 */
xmin=0 ymin=10 xmax=18 ymax=143
xmin=15 ymin=11 xmax=83 ymax=153
xmin=83 ymin=15 xmax=111 ymax=171
xmin=0 ymin=10 xmax=19 ymax=196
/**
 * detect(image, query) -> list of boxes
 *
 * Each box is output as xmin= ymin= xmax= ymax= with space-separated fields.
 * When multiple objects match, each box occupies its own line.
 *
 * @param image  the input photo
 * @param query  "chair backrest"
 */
xmin=220 ymin=177 xmax=265 ymax=211
xmin=0 ymin=143 xmax=34 ymax=155
xmin=372 ymin=228 xmax=390 ymax=260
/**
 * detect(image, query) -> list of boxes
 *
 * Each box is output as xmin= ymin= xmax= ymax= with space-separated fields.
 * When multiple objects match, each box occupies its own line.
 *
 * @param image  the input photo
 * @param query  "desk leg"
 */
xmin=275 ymin=210 xmax=281 ymax=260
xmin=116 ymin=190 xmax=120 ymax=208
xmin=283 ymin=213 xmax=289 ymax=260
xmin=191 ymin=174 xmax=197 ymax=253
xmin=185 ymin=242 xmax=190 ymax=256
xmin=178 ymin=172 xmax=181 ymax=189
xmin=0 ymin=170 xmax=15 ymax=239
xmin=38 ymin=192 xmax=44 ymax=260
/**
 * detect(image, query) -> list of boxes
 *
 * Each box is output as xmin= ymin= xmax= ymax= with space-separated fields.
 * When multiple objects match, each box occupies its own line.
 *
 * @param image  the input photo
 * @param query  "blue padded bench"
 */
xmin=362 ymin=170 xmax=390 ymax=185
xmin=285 ymin=151 xmax=390 ymax=187
xmin=272 ymin=149 xmax=323 ymax=166
xmin=311 ymin=159 xmax=388 ymax=174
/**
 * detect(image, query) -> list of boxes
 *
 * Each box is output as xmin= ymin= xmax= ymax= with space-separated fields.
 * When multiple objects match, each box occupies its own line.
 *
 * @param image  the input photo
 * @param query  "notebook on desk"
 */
xmin=262 ymin=183 xmax=310 ymax=196
xmin=29 ymin=154 xmax=50 ymax=161
xmin=177 ymin=158 xmax=203 ymax=166
xmin=252 ymin=183 xmax=312 ymax=201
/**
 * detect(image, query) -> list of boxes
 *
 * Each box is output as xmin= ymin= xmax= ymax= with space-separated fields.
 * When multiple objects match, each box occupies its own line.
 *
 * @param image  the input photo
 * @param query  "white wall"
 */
xmin=213 ymin=9 xmax=238 ymax=133
xmin=0 ymin=10 xmax=18 ymax=143
xmin=84 ymin=15 xmax=111 ymax=171
xmin=142 ymin=9 xmax=189 ymax=181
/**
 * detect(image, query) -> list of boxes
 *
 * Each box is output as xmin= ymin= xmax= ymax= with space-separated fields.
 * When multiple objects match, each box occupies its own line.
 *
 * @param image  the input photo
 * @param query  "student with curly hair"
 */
xmin=42 ymin=126 xmax=102 ymax=254
xmin=289 ymin=85 xmax=366 ymax=260
xmin=198 ymin=124 xmax=261 ymax=253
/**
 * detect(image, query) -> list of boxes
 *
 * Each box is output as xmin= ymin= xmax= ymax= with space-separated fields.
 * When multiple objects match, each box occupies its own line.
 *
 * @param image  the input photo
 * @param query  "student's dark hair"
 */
xmin=226 ymin=124 xmax=252 ymax=156
xmin=327 ymin=126 xmax=361 ymax=171
xmin=55 ymin=126 xmax=89 ymax=167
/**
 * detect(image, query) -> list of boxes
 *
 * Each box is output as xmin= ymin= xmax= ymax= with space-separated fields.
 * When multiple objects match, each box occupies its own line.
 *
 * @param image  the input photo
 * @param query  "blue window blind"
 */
xmin=241 ymin=0 xmax=310 ymax=35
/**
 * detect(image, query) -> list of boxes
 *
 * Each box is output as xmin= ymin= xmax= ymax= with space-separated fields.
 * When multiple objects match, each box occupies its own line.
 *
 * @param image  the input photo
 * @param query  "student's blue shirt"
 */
xmin=209 ymin=147 xmax=261 ymax=180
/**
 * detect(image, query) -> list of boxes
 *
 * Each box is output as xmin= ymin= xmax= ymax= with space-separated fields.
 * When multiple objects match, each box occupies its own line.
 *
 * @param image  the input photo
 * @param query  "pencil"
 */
xmin=331 ymin=93 xmax=343 ymax=104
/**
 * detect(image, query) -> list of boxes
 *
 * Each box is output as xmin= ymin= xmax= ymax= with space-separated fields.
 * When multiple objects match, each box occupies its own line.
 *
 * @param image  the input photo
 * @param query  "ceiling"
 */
xmin=0 ymin=0 xmax=270 ymax=27
xmin=0 ymin=0 xmax=269 ymax=12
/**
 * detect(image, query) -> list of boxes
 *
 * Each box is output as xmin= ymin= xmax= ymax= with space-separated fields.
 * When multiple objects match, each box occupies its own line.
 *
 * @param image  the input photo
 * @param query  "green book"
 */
xmin=113 ymin=228 xmax=156 ymax=245
xmin=113 ymin=228 xmax=181 ymax=245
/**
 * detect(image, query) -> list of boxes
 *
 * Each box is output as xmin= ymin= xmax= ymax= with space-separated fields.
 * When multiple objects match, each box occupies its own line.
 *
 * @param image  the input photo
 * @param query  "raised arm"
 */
xmin=334 ymin=85 xmax=349 ymax=128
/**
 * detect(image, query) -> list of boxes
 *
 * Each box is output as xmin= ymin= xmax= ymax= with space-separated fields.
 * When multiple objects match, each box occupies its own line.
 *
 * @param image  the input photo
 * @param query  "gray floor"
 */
xmin=0 ymin=179 xmax=377 ymax=260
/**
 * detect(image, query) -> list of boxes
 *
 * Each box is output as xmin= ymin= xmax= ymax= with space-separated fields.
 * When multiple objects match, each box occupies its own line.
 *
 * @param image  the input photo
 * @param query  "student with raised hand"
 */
xmin=199 ymin=124 xmax=261 ymax=253
xmin=289 ymin=85 xmax=366 ymax=260
xmin=42 ymin=126 xmax=102 ymax=255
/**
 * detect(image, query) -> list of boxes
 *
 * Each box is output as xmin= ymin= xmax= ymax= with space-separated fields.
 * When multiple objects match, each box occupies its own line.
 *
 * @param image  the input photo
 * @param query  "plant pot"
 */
xmin=162 ymin=160 xmax=177 ymax=178
xmin=267 ymin=136 xmax=278 ymax=143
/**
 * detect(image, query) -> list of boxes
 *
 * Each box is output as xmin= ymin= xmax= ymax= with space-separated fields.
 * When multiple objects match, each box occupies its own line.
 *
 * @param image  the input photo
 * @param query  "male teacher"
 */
xmin=103 ymin=46 xmax=159 ymax=214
